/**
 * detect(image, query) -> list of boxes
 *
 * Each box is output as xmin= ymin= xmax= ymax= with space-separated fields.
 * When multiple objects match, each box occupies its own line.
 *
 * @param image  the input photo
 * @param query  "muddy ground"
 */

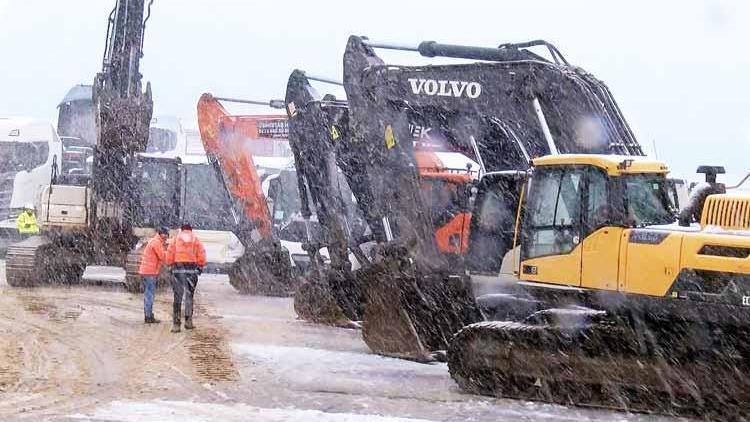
xmin=0 ymin=260 xmax=682 ymax=421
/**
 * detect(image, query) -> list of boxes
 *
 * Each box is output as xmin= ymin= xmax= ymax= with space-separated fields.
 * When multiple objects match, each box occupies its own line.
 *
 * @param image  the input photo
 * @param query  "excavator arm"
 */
xmin=87 ymin=0 xmax=158 ymax=266
xmin=196 ymin=94 xmax=295 ymax=296
xmin=196 ymin=94 xmax=274 ymax=240
xmin=91 ymin=0 xmax=154 ymax=214
xmin=344 ymin=36 xmax=643 ymax=168
xmin=284 ymin=70 xmax=373 ymax=322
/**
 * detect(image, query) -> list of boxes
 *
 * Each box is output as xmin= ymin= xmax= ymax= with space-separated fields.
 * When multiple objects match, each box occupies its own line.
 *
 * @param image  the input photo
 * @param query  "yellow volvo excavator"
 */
xmin=448 ymin=154 xmax=750 ymax=417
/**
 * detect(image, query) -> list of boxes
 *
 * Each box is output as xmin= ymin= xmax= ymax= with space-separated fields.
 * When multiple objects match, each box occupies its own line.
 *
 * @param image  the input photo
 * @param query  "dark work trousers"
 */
xmin=171 ymin=266 xmax=199 ymax=324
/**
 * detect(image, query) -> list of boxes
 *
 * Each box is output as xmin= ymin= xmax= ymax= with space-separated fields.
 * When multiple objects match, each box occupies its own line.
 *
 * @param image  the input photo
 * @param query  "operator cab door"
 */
xmin=520 ymin=165 xmax=585 ymax=286
xmin=519 ymin=165 xmax=622 ymax=289
xmin=580 ymin=167 xmax=622 ymax=291
xmin=466 ymin=172 xmax=525 ymax=274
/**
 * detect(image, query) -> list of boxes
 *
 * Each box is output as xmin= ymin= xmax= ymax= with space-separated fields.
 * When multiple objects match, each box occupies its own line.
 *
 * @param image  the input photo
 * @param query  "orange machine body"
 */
xmin=414 ymin=150 xmax=474 ymax=255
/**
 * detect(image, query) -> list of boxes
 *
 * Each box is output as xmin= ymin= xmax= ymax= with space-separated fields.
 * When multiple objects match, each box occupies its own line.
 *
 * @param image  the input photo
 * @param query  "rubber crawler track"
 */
xmin=448 ymin=321 xmax=750 ymax=419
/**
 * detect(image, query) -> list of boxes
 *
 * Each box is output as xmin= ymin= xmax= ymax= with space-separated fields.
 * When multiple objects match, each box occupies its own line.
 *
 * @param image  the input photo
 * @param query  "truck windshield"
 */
xmin=0 ymin=141 xmax=49 ymax=173
xmin=622 ymin=174 xmax=674 ymax=227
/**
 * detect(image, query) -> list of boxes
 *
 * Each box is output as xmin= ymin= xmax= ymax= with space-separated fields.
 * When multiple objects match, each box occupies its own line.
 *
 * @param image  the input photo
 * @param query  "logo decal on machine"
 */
xmin=628 ymin=230 xmax=669 ymax=245
xmin=407 ymin=78 xmax=482 ymax=99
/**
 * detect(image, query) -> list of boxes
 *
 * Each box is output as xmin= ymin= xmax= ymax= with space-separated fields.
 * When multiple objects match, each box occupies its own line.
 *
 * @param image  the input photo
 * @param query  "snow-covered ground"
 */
xmin=70 ymin=400 xmax=436 ymax=422
xmin=0 ymin=265 xmax=680 ymax=422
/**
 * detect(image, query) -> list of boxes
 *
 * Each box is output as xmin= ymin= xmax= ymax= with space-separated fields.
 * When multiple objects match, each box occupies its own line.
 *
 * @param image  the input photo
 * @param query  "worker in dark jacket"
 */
xmin=138 ymin=226 xmax=169 ymax=324
xmin=166 ymin=223 xmax=206 ymax=333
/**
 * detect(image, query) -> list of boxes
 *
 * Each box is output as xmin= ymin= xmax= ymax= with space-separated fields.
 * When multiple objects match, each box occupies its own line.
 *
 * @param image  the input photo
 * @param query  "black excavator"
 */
xmin=339 ymin=35 xmax=645 ymax=360
xmin=6 ymin=0 xmax=181 ymax=289
xmin=284 ymin=70 xmax=482 ymax=328
xmin=284 ymin=70 xmax=370 ymax=325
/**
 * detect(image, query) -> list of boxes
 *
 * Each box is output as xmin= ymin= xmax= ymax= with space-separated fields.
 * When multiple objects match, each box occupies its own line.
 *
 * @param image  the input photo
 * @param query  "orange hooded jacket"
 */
xmin=166 ymin=230 xmax=207 ymax=267
xmin=138 ymin=234 xmax=167 ymax=276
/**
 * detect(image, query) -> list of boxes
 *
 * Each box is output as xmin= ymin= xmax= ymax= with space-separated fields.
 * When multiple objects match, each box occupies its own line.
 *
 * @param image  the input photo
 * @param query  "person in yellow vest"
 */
xmin=16 ymin=203 xmax=39 ymax=237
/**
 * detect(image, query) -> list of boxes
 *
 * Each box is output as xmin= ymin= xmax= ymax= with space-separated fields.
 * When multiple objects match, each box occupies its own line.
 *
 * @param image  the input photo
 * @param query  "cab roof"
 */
xmin=0 ymin=117 xmax=57 ymax=143
xmin=532 ymin=154 xmax=669 ymax=176
xmin=58 ymin=84 xmax=92 ymax=108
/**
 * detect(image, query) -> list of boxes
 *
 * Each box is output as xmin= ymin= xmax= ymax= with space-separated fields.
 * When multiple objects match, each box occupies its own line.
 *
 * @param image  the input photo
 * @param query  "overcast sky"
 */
xmin=0 ymin=0 xmax=748 ymax=183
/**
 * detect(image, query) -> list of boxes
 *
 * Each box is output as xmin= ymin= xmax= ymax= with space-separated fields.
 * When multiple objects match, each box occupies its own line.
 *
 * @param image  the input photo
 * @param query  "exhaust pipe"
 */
xmin=678 ymin=166 xmax=726 ymax=226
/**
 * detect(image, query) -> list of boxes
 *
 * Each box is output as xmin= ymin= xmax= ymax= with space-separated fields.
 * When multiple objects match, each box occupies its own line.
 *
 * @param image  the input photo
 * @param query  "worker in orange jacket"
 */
xmin=166 ymin=223 xmax=207 ymax=333
xmin=138 ymin=226 xmax=170 ymax=324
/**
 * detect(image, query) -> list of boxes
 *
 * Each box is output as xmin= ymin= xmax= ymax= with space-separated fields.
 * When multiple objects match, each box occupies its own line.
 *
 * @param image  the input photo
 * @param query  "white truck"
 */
xmin=0 ymin=118 xmax=62 ymax=252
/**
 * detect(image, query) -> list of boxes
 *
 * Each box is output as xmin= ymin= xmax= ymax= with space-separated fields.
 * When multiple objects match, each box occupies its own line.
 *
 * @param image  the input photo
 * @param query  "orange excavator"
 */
xmin=197 ymin=94 xmax=295 ymax=295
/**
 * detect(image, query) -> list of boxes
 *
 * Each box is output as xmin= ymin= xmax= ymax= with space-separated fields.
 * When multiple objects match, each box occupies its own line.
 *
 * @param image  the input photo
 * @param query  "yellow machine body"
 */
xmin=516 ymin=155 xmax=750 ymax=306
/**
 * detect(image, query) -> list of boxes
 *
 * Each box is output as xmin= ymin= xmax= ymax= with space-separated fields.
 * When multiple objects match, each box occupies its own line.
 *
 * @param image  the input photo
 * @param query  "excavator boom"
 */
xmin=197 ymin=94 xmax=275 ymax=239
xmin=92 ymin=0 xmax=154 ymax=208
xmin=195 ymin=94 xmax=295 ymax=296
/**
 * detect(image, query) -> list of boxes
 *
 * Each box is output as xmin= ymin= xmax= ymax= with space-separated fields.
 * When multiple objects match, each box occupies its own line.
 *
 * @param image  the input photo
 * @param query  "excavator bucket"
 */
xmin=293 ymin=271 xmax=360 ymax=326
xmin=359 ymin=255 xmax=480 ymax=360
xmin=228 ymin=239 xmax=294 ymax=296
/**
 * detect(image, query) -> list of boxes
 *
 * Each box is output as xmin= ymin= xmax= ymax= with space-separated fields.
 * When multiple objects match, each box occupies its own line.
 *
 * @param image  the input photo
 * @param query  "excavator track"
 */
xmin=5 ymin=237 xmax=49 ymax=287
xmin=6 ymin=236 xmax=87 ymax=287
xmin=124 ymin=243 xmax=173 ymax=293
xmin=448 ymin=320 xmax=750 ymax=418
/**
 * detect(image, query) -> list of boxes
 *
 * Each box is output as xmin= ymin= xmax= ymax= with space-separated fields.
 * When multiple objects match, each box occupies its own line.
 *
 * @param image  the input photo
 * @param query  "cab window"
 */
xmin=523 ymin=167 xmax=582 ymax=259
xmin=622 ymin=174 xmax=674 ymax=227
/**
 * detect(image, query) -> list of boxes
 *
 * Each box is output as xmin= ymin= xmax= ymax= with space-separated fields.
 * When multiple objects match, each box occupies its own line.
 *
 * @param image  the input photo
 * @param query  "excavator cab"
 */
xmin=514 ymin=155 xmax=673 ymax=289
xmin=450 ymin=155 xmax=750 ymax=414
xmin=418 ymin=174 xmax=472 ymax=255
xmin=129 ymin=155 xmax=182 ymax=230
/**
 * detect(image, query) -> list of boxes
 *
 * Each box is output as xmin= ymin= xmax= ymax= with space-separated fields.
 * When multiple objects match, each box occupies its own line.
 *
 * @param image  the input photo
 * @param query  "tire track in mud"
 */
xmin=0 ymin=287 xmax=196 ymax=418
xmin=186 ymin=301 xmax=239 ymax=383
xmin=16 ymin=293 xmax=83 ymax=322
xmin=0 ymin=293 xmax=94 ymax=416
xmin=0 ymin=337 xmax=22 ymax=392
xmin=0 ymin=279 xmax=243 ymax=418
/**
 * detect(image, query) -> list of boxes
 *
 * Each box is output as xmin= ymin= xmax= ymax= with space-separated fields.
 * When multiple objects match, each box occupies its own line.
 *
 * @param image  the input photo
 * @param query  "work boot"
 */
xmin=184 ymin=318 xmax=194 ymax=330
xmin=144 ymin=316 xmax=161 ymax=324
xmin=171 ymin=322 xmax=181 ymax=333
